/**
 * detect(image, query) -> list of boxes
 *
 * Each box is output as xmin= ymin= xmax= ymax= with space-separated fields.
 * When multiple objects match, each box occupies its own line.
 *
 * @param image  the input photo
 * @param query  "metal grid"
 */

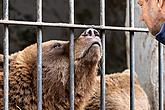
xmin=1 ymin=0 xmax=164 ymax=110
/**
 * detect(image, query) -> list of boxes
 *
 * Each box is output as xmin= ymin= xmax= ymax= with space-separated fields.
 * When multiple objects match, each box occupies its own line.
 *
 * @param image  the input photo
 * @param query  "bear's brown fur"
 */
xmin=0 ymin=29 xmax=102 ymax=110
xmin=85 ymin=69 xmax=150 ymax=110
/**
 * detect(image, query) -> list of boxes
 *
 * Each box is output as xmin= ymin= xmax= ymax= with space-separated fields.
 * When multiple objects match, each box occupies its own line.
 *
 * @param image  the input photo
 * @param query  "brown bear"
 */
xmin=0 ymin=28 xmax=102 ymax=110
xmin=85 ymin=69 xmax=150 ymax=110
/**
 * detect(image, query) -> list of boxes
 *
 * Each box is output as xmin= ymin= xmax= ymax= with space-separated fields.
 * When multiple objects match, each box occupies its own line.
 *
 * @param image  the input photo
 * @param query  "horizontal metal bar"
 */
xmin=0 ymin=20 xmax=149 ymax=32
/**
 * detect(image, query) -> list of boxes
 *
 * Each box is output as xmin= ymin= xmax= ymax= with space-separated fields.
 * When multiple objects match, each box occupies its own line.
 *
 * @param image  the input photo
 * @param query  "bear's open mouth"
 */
xmin=89 ymin=42 xmax=101 ymax=49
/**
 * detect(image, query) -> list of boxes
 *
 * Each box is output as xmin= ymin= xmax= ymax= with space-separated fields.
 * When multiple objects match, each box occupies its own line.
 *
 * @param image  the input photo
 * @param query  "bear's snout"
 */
xmin=81 ymin=28 xmax=100 ymax=37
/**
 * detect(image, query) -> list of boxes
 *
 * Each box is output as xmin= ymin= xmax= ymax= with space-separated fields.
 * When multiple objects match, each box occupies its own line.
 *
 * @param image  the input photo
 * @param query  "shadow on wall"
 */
xmin=0 ymin=0 xmax=127 ymax=73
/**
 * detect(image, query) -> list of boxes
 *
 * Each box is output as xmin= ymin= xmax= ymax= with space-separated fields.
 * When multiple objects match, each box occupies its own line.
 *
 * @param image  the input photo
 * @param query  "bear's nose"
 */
xmin=82 ymin=28 xmax=100 ymax=37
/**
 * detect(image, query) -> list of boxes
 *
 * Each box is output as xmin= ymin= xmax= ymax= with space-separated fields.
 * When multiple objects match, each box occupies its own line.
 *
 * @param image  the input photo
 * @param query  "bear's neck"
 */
xmin=41 ymin=61 xmax=99 ymax=110
xmin=73 ymin=61 xmax=99 ymax=109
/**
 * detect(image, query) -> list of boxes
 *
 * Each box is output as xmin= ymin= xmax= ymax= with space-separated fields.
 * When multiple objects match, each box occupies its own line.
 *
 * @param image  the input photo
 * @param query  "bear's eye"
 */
xmin=53 ymin=43 xmax=62 ymax=49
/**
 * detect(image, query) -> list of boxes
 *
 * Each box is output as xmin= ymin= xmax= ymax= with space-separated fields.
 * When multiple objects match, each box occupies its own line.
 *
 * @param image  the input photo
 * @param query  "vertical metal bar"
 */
xmin=69 ymin=0 xmax=74 ymax=110
xmin=37 ymin=28 xmax=42 ymax=110
xmin=3 ymin=0 xmax=9 ymax=109
xmin=130 ymin=32 xmax=135 ymax=110
xmin=129 ymin=0 xmax=134 ymax=28
xmin=100 ymin=31 xmax=105 ymax=110
xmin=69 ymin=30 xmax=74 ymax=110
xmin=100 ymin=0 xmax=105 ymax=26
xmin=158 ymin=43 xmax=164 ymax=110
xmin=3 ymin=26 xmax=9 ymax=110
xmin=37 ymin=0 xmax=42 ymax=22
xmin=69 ymin=0 xmax=74 ymax=24
xmin=3 ymin=0 xmax=8 ymax=20
xmin=129 ymin=0 xmax=135 ymax=109
xmin=100 ymin=0 xmax=105 ymax=110
xmin=37 ymin=0 xmax=42 ymax=109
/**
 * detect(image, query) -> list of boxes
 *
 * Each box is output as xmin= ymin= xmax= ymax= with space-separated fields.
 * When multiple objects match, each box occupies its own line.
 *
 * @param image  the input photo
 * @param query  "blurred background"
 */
xmin=0 ymin=0 xmax=127 ymax=74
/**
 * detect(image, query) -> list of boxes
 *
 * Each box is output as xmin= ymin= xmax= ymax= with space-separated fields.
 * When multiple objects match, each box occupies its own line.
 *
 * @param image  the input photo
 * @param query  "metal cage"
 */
xmin=0 ymin=0 xmax=164 ymax=110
